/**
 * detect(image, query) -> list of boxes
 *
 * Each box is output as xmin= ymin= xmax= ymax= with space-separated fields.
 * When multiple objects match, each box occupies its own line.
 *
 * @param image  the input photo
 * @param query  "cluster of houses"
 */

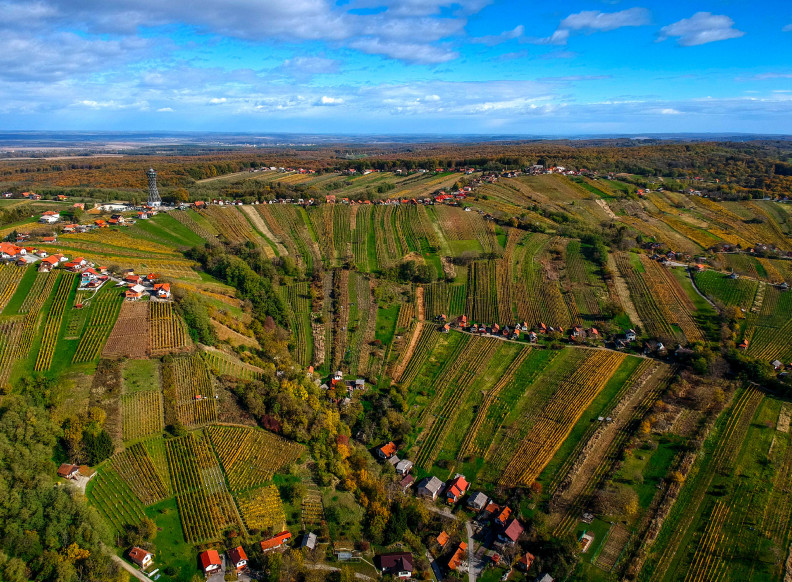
xmin=375 ymin=440 xmax=539 ymax=578
xmin=320 ymin=370 xmax=366 ymax=404
xmin=438 ymin=314 xmax=606 ymax=345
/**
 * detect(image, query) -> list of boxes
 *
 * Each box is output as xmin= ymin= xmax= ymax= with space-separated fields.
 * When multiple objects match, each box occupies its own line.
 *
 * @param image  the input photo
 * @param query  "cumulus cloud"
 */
xmin=658 ymin=12 xmax=744 ymax=46
xmin=317 ymin=96 xmax=343 ymax=105
xmin=6 ymin=0 xmax=474 ymax=66
xmin=157 ymin=107 xmax=174 ymax=112
xmin=471 ymin=25 xmax=524 ymax=46
xmin=528 ymin=8 xmax=650 ymax=45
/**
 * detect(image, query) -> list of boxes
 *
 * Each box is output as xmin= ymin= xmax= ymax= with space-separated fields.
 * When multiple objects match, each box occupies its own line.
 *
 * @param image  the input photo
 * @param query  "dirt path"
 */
xmin=112 ymin=556 xmax=152 ymax=582
xmin=416 ymin=286 xmax=425 ymax=321
xmin=607 ymin=253 xmax=645 ymax=330
xmin=596 ymin=198 xmax=618 ymax=220
xmin=392 ymin=321 xmax=424 ymax=382
xmin=239 ymin=205 xmax=288 ymax=256
xmin=687 ymin=269 xmax=717 ymax=309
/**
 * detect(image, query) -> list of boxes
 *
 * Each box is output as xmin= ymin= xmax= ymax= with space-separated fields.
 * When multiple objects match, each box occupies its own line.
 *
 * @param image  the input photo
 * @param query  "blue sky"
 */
xmin=0 ymin=0 xmax=790 ymax=134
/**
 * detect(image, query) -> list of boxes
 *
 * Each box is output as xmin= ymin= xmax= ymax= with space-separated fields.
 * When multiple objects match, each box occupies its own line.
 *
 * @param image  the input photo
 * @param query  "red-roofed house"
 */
xmin=199 ymin=550 xmax=222 ymax=574
xmin=154 ymin=283 xmax=171 ymax=298
xmin=128 ymin=547 xmax=153 ymax=568
xmin=377 ymin=441 xmax=397 ymax=459
xmin=446 ymin=474 xmax=469 ymax=504
xmin=227 ymin=546 xmax=248 ymax=571
xmin=448 ymin=543 xmax=468 ymax=571
xmin=496 ymin=506 xmax=511 ymax=526
xmin=260 ymin=531 xmax=292 ymax=552
xmin=499 ymin=518 xmax=524 ymax=544
xmin=436 ymin=531 xmax=449 ymax=548
xmin=57 ymin=463 xmax=80 ymax=479
xmin=518 ymin=551 xmax=535 ymax=571
xmin=376 ymin=552 xmax=414 ymax=579
xmin=125 ymin=274 xmax=143 ymax=285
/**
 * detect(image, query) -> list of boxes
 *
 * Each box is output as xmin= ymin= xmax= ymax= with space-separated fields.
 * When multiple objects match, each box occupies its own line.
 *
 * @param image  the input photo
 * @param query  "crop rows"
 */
xmin=458 ymin=346 xmax=532 ymax=459
xmin=170 ymin=209 xmax=220 ymax=244
xmin=202 ymin=350 xmax=264 ymax=381
xmin=346 ymin=273 xmax=373 ymax=374
xmin=693 ymin=270 xmax=758 ymax=309
xmin=34 ymin=273 xmax=76 ymax=370
xmin=0 ymin=319 xmax=23 ymax=386
xmin=206 ymin=425 xmax=304 ymax=491
xmin=258 ymin=205 xmax=320 ymax=271
xmin=414 ymin=336 xmax=500 ymax=469
xmin=466 ymin=260 xmax=498 ymax=323
xmin=641 ymin=257 xmax=704 ymax=342
xmin=89 ymin=468 xmax=146 ymax=534
xmin=513 ymin=235 xmax=571 ymax=327
xmin=73 ymin=290 xmax=124 ymax=362
xmin=15 ymin=273 xmax=57 ymax=358
xmin=19 ymin=273 xmax=52 ymax=313
xmin=0 ymin=265 xmax=25 ymax=311
xmin=615 ymin=252 xmax=681 ymax=342
xmin=165 ymin=433 xmax=244 ymax=542
xmin=307 ymin=205 xmax=334 ymax=267
xmin=424 ymin=282 xmax=449 ymax=320
xmin=352 ymin=205 xmax=372 ymax=271
xmin=236 ymin=485 xmax=286 ymax=532
xmin=122 ymin=391 xmax=164 ymax=440
xmin=499 ymin=350 xmax=626 ymax=486
xmin=110 ymin=442 xmax=168 ymax=505
xmin=163 ymin=355 xmax=217 ymax=426
xmin=149 ymin=301 xmax=189 ymax=354
xmin=395 ymin=326 xmax=438 ymax=385
xmin=284 ymin=282 xmax=312 ymax=366
xmin=199 ymin=205 xmax=263 ymax=249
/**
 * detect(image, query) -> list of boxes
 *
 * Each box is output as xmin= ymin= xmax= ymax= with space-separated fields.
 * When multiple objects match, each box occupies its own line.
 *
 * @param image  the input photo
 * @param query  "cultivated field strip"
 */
xmin=163 ymin=355 xmax=217 ymax=426
xmin=165 ymin=433 xmax=245 ymax=543
xmin=72 ymin=289 xmax=124 ymax=363
xmin=206 ymin=425 xmax=304 ymax=491
xmin=236 ymin=485 xmax=286 ymax=531
xmin=149 ymin=301 xmax=189 ymax=355
xmin=122 ymin=391 xmax=164 ymax=440
xmin=500 ymin=350 xmax=626 ymax=486
xmin=34 ymin=272 xmax=76 ymax=370
xmin=110 ymin=442 xmax=168 ymax=505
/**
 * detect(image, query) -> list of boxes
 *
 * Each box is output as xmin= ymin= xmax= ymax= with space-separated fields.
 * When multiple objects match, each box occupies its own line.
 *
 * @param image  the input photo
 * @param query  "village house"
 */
xmin=301 ymin=532 xmax=317 ymax=550
xmin=448 ymin=543 xmax=468 ymax=571
xmin=417 ymin=476 xmax=444 ymax=500
xmin=128 ymin=547 xmax=153 ymax=568
xmin=499 ymin=518 xmax=524 ymax=545
xmin=260 ymin=531 xmax=292 ymax=552
xmin=467 ymin=491 xmax=489 ymax=511
xmin=38 ymin=255 xmax=59 ymax=272
xmin=198 ymin=550 xmax=222 ymax=575
xmin=227 ymin=546 xmax=248 ymax=571
xmin=399 ymin=475 xmax=415 ymax=490
xmin=518 ymin=552 xmax=535 ymax=572
xmin=57 ymin=463 xmax=80 ymax=479
xmin=39 ymin=211 xmax=60 ymax=224
xmin=436 ymin=531 xmax=449 ymax=549
xmin=125 ymin=284 xmax=146 ymax=301
xmin=375 ymin=552 xmax=414 ymax=579
xmin=395 ymin=459 xmax=413 ymax=475
xmin=377 ymin=441 xmax=397 ymax=460
xmin=0 ymin=242 xmax=25 ymax=260
xmin=154 ymin=283 xmax=171 ymax=299
xmin=446 ymin=474 xmax=469 ymax=504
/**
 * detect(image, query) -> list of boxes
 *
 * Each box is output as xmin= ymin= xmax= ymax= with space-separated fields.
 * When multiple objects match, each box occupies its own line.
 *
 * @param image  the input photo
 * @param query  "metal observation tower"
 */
xmin=146 ymin=168 xmax=162 ymax=207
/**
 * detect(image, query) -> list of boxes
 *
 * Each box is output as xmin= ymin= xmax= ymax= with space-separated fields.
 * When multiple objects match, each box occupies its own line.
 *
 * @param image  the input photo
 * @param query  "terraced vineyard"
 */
xmin=162 ymin=355 xmax=217 ymax=426
xmin=206 ymin=425 xmax=304 ymax=491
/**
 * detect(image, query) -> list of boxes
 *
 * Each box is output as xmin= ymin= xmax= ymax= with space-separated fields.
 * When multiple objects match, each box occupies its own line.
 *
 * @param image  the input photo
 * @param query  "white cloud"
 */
xmin=658 ymin=12 xmax=744 ymax=46
xmin=349 ymin=38 xmax=458 ymax=64
xmin=528 ymin=8 xmax=650 ymax=45
xmin=157 ymin=107 xmax=173 ymax=112
xmin=659 ymin=108 xmax=681 ymax=114
xmin=318 ymin=96 xmax=343 ymax=105
xmin=209 ymin=97 xmax=227 ymax=104
xmin=471 ymin=25 xmax=524 ymax=46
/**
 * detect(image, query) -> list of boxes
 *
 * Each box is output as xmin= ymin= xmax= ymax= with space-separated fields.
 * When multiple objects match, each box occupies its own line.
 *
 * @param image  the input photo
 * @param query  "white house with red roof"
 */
xmin=446 ymin=474 xmax=469 ymax=504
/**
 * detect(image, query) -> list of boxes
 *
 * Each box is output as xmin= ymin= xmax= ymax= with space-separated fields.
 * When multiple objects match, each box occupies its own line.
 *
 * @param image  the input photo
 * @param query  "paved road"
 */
xmin=426 ymin=550 xmax=443 ymax=582
xmin=466 ymin=521 xmax=477 ymax=582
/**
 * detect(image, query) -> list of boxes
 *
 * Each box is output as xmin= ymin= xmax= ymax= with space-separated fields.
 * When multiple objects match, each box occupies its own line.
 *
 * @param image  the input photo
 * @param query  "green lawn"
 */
xmin=145 ymin=499 xmax=201 ymax=582
xmin=123 ymin=359 xmax=160 ymax=394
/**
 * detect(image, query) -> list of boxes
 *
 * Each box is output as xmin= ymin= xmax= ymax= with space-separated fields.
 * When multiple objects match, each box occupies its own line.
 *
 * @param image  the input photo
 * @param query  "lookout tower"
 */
xmin=146 ymin=168 xmax=161 ymax=207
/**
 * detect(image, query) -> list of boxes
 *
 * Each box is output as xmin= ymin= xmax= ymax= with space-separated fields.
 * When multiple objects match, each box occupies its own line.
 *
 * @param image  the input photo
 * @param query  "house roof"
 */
xmin=502 ymin=518 xmax=524 ymax=542
xmin=497 ymin=506 xmax=511 ymax=523
xmin=447 ymin=475 xmax=469 ymax=498
xmin=419 ymin=476 xmax=444 ymax=494
xmin=377 ymin=552 xmax=414 ymax=573
xmin=379 ymin=442 xmax=397 ymax=457
xmin=395 ymin=459 xmax=413 ymax=472
xmin=57 ymin=463 xmax=79 ymax=477
xmin=154 ymin=283 xmax=170 ymax=291
xmin=436 ymin=531 xmax=449 ymax=547
xmin=129 ymin=547 xmax=152 ymax=563
xmin=199 ymin=550 xmax=221 ymax=569
xmin=468 ymin=491 xmax=488 ymax=507
xmin=519 ymin=552 xmax=535 ymax=567
xmin=399 ymin=475 xmax=414 ymax=488
xmin=228 ymin=546 xmax=248 ymax=564
xmin=448 ymin=543 xmax=468 ymax=570
xmin=260 ymin=531 xmax=292 ymax=551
